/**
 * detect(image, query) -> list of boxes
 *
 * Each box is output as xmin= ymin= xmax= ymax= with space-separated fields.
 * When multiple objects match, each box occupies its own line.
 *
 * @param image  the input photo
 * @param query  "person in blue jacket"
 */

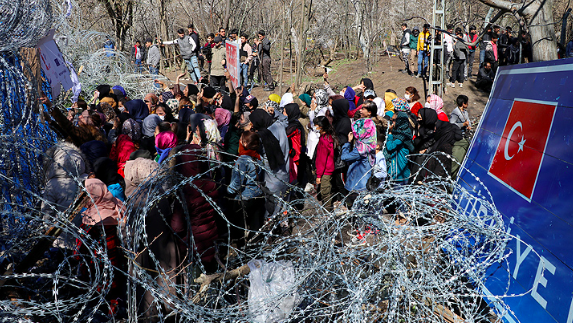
xmin=341 ymin=118 xmax=377 ymax=194
xmin=384 ymin=111 xmax=415 ymax=185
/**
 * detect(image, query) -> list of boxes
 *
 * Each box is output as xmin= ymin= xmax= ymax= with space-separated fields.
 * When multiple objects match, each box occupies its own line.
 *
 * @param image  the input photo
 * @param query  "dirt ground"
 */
xmin=167 ymin=53 xmax=490 ymax=122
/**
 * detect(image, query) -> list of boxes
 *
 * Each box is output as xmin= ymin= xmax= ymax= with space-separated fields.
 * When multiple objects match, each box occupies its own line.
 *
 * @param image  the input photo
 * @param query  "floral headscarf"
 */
xmin=166 ymin=98 xmax=180 ymax=114
xmin=315 ymin=89 xmax=329 ymax=107
xmin=261 ymin=100 xmax=279 ymax=113
xmin=391 ymin=98 xmax=410 ymax=112
xmin=122 ymin=118 xmax=142 ymax=141
xmin=203 ymin=119 xmax=221 ymax=162
xmin=351 ymin=118 xmax=377 ymax=166
xmin=428 ymin=94 xmax=445 ymax=115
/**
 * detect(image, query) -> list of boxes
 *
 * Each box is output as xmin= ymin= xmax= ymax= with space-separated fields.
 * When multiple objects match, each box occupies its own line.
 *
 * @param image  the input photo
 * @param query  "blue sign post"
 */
xmin=458 ymin=59 xmax=573 ymax=323
xmin=457 ymin=58 xmax=573 ymax=323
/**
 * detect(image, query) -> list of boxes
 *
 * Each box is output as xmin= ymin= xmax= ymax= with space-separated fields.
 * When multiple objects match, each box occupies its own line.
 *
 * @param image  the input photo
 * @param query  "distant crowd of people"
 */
xmin=399 ymin=22 xmax=534 ymax=93
xmin=105 ymin=24 xmax=276 ymax=92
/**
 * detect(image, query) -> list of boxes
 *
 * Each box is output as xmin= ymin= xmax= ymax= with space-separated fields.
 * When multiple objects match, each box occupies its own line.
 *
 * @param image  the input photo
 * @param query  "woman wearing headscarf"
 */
xmin=93 ymin=157 xmax=126 ymax=201
xmin=78 ymin=178 xmax=126 ymax=303
xmin=313 ymin=116 xmax=336 ymax=210
xmin=341 ymin=118 xmax=377 ymax=193
xmin=110 ymin=118 xmax=141 ymax=177
xmin=307 ymin=89 xmax=331 ymax=158
xmin=139 ymin=114 xmax=162 ymax=155
xmin=214 ymin=107 xmax=232 ymax=138
xmin=411 ymin=108 xmax=438 ymax=183
xmin=426 ymin=94 xmax=449 ymax=121
xmin=249 ymin=109 xmax=290 ymax=216
xmin=343 ymin=87 xmax=357 ymax=115
xmin=155 ymin=131 xmax=177 ymax=164
xmin=124 ymin=99 xmax=150 ymax=123
xmin=284 ymin=103 xmax=306 ymax=184
xmin=80 ymin=140 xmax=108 ymax=169
xmin=279 ymin=93 xmax=294 ymax=110
xmin=384 ymin=111 xmax=415 ymax=184
xmin=405 ymin=86 xmax=423 ymax=116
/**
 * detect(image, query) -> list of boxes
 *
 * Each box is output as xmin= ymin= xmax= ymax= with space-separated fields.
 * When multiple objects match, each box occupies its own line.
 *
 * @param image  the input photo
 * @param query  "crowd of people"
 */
xmin=43 ymin=23 xmax=485 ymax=318
xmin=399 ymin=23 xmax=534 ymax=92
xmin=117 ymin=24 xmax=276 ymax=92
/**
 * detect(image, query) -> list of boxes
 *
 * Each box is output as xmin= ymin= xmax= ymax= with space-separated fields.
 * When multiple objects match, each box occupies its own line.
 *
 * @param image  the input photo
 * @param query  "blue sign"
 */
xmin=457 ymin=58 xmax=573 ymax=323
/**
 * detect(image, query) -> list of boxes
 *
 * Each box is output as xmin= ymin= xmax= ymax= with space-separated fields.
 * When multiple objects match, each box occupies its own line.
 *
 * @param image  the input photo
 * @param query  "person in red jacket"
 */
xmin=109 ymin=118 xmax=141 ymax=177
xmin=313 ymin=116 xmax=336 ymax=211
xmin=426 ymin=94 xmax=450 ymax=122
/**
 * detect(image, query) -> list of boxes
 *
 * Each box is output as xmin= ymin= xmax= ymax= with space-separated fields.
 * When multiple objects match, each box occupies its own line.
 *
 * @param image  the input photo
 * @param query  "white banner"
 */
xmin=37 ymin=30 xmax=73 ymax=98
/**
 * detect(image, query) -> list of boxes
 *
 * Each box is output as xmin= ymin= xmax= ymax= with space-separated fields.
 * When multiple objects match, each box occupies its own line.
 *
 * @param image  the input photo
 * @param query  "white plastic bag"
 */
xmin=248 ymin=259 xmax=299 ymax=323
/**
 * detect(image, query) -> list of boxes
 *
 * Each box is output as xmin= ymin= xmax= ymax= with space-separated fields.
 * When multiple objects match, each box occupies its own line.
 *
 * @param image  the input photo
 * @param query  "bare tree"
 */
xmin=477 ymin=0 xmax=557 ymax=61
xmin=97 ymin=0 xmax=134 ymax=51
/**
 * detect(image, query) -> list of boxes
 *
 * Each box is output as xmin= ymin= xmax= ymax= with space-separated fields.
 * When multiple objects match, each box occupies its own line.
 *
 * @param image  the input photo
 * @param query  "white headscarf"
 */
xmin=279 ymin=93 xmax=294 ymax=109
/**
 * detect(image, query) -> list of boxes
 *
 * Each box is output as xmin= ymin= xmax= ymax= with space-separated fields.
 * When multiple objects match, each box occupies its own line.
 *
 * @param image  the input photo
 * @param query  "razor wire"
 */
xmin=0 ymin=0 xmax=544 ymax=322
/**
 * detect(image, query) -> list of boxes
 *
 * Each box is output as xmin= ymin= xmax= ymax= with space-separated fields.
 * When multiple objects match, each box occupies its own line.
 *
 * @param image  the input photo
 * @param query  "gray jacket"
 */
xmin=450 ymin=107 xmax=469 ymax=129
xmin=164 ymin=35 xmax=196 ymax=59
xmin=146 ymin=44 xmax=160 ymax=67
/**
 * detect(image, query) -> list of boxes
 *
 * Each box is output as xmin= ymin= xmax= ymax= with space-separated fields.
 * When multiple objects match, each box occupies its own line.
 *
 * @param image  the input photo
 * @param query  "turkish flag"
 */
xmin=488 ymin=100 xmax=556 ymax=201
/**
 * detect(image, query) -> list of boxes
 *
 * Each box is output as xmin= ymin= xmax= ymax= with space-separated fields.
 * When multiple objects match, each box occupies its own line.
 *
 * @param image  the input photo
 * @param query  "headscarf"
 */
xmin=351 ymin=118 xmax=377 ymax=165
xmin=122 ymin=118 xmax=142 ymax=141
xmin=178 ymin=107 xmax=194 ymax=124
xmin=80 ymin=140 xmax=108 ymax=166
xmin=186 ymin=84 xmax=199 ymax=96
xmin=155 ymin=131 xmax=177 ymax=164
xmin=315 ymin=89 xmax=329 ymax=107
xmin=344 ymin=87 xmax=357 ymax=111
xmin=238 ymin=111 xmax=251 ymax=128
xmin=93 ymin=157 xmax=122 ymax=187
xmin=417 ymin=108 xmax=438 ymax=139
xmin=124 ymin=158 xmax=159 ymax=197
xmin=112 ymin=85 xmax=126 ymax=97
xmin=96 ymin=85 xmax=111 ymax=100
xmin=100 ymin=96 xmax=117 ymax=109
xmin=124 ymin=99 xmax=149 ymax=122
xmin=279 ymin=93 xmax=294 ymax=108
xmin=82 ymin=178 xmax=125 ymax=226
xmin=332 ymin=99 xmax=352 ymax=145
xmin=269 ymin=94 xmax=281 ymax=104
xmin=299 ymin=93 xmax=311 ymax=107
xmin=384 ymin=92 xmax=398 ymax=112
xmin=249 ymin=109 xmax=285 ymax=170
xmin=203 ymin=119 xmax=222 ymax=162
xmin=284 ymin=103 xmax=306 ymax=145
xmin=166 ymin=98 xmax=180 ymax=114
xmin=214 ymin=107 xmax=231 ymax=127
xmin=392 ymin=98 xmax=410 ymax=112
xmin=142 ymin=114 xmax=162 ymax=137
xmin=261 ymin=100 xmax=279 ymax=111
xmin=428 ymin=94 xmax=445 ymax=116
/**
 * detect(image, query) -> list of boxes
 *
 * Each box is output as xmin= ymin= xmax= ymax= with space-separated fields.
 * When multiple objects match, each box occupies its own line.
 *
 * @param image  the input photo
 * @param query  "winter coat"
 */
xmin=417 ymin=31 xmax=431 ymax=51
xmin=171 ymin=144 xmax=219 ymax=263
xmin=146 ymin=44 xmax=160 ymax=67
xmin=109 ymin=134 xmax=137 ymax=177
xmin=227 ymin=155 xmax=263 ymax=199
xmin=315 ymin=135 xmax=335 ymax=179
xmin=401 ymin=29 xmax=411 ymax=49
xmin=341 ymin=142 xmax=370 ymax=191
xmin=210 ymin=45 xmax=227 ymax=76
xmin=41 ymin=142 xmax=89 ymax=248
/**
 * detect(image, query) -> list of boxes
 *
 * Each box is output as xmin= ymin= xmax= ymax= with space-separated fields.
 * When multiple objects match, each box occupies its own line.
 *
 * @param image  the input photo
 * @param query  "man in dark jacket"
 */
xmin=476 ymin=62 xmax=495 ymax=92
xmin=256 ymin=30 xmax=274 ymax=91
xmin=400 ymin=23 xmax=412 ymax=75
xmin=498 ymin=27 xmax=510 ymax=66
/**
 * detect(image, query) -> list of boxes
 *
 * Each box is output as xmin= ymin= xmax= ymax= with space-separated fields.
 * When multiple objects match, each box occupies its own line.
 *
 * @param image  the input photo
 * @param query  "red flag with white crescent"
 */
xmin=488 ymin=99 xmax=556 ymax=201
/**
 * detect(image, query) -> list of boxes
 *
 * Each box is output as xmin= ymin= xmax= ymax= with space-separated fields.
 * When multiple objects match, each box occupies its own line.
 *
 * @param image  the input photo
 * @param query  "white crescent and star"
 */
xmin=504 ymin=121 xmax=526 ymax=161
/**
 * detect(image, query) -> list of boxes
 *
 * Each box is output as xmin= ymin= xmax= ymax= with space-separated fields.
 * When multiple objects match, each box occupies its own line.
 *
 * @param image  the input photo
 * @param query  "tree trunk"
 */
xmin=477 ymin=0 xmax=557 ymax=61
xmin=223 ymin=0 xmax=231 ymax=29
xmin=526 ymin=0 xmax=558 ymax=61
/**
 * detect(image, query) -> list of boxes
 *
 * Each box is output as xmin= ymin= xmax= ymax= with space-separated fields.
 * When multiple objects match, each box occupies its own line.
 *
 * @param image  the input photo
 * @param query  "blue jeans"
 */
xmin=135 ymin=58 xmax=142 ymax=73
xmin=185 ymin=56 xmax=201 ymax=82
xmin=240 ymin=63 xmax=249 ymax=87
xmin=417 ymin=50 xmax=429 ymax=76
xmin=149 ymin=66 xmax=159 ymax=75
xmin=479 ymin=49 xmax=485 ymax=64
